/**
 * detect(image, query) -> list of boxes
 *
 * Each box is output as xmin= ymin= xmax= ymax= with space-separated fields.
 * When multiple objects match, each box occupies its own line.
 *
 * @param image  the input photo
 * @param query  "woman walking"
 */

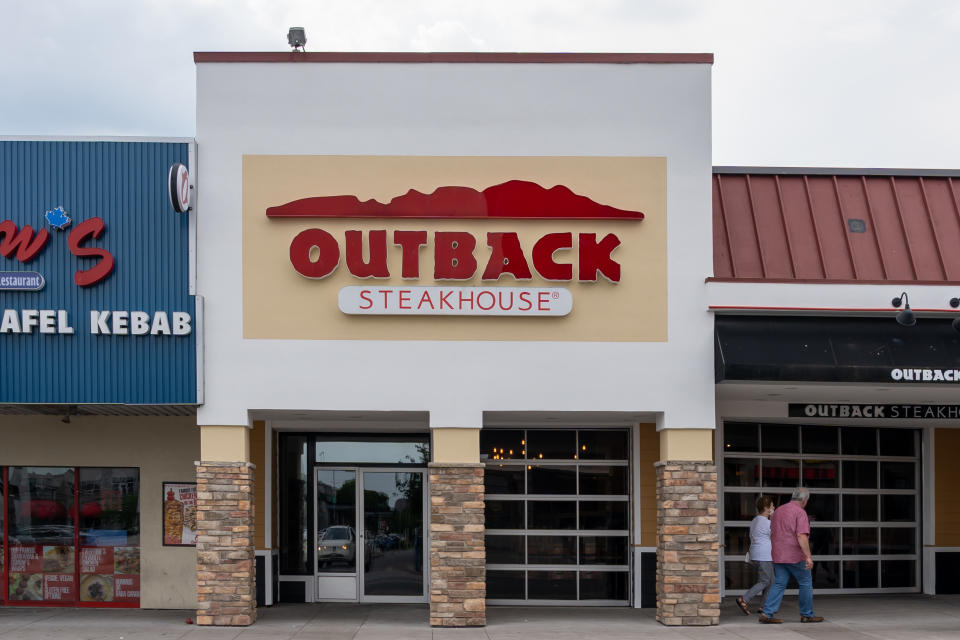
xmin=737 ymin=495 xmax=775 ymax=615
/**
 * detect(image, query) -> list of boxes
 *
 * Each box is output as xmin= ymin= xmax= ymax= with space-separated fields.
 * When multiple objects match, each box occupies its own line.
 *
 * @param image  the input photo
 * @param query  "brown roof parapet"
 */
xmin=193 ymin=51 xmax=714 ymax=64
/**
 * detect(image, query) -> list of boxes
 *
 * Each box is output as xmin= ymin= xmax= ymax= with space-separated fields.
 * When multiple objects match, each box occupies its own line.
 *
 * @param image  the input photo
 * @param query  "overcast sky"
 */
xmin=2 ymin=1 xmax=958 ymax=168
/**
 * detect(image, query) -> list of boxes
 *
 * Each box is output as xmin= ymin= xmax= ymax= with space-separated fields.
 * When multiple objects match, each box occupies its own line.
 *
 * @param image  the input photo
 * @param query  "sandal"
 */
xmin=736 ymin=596 xmax=750 ymax=615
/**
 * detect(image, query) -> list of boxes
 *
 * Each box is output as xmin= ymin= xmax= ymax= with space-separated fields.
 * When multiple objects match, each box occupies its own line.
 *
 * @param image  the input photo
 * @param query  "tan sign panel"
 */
xmin=242 ymin=155 xmax=666 ymax=341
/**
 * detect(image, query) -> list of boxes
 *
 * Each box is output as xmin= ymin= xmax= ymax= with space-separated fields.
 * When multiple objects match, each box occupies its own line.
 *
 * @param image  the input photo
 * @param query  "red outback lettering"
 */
xmin=434 ymin=232 xmax=478 ymax=280
xmin=578 ymin=233 xmax=621 ymax=282
xmin=393 ymin=230 xmax=427 ymax=279
xmin=531 ymin=232 xmax=573 ymax=280
xmin=289 ymin=229 xmax=621 ymax=283
xmin=290 ymin=228 xmax=340 ymax=279
xmin=345 ymin=229 xmax=389 ymax=278
xmin=482 ymin=232 xmax=533 ymax=280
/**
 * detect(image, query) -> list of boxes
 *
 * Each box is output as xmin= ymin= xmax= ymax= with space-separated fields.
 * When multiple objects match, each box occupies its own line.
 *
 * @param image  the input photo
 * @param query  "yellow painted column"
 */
xmin=432 ymin=427 xmax=481 ymax=463
xmin=659 ymin=428 xmax=713 ymax=462
xmin=199 ymin=424 xmax=251 ymax=462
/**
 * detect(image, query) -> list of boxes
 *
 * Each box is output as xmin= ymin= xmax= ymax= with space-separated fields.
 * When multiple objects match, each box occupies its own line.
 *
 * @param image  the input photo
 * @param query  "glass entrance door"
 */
xmin=315 ymin=468 xmax=358 ymax=600
xmin=360 ymin=471 xmax=426 ymax=601
xmin=314 ymin=468 xmax=426 ymax=602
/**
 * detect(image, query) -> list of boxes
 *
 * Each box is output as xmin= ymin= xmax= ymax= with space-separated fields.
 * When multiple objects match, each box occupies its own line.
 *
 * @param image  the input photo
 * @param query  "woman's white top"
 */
xmin=749 ymin=515 xmax=772 ymax=562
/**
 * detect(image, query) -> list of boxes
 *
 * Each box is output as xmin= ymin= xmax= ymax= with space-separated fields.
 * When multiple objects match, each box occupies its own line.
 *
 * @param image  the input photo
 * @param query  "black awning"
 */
xmin=715 ymin=316 xmax=960 ymax=383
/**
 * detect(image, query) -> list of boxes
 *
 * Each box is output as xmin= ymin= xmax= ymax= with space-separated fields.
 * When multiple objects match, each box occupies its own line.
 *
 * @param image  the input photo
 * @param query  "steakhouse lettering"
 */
xmin=341 ymin=286 xmax=570 ymax=316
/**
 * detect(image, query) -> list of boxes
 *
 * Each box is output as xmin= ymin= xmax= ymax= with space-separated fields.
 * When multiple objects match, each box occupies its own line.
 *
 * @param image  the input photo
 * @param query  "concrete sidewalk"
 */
xmin=0 ymin=595 xmax=958 ymax=639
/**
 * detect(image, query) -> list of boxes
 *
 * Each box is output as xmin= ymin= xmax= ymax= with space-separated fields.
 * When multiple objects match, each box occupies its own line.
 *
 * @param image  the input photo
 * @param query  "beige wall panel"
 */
xmin=251 ymin=421 xmax=266 ymax=550
xmin=936 ymin=428 xmax=960 ymax=546
xmin=242 ymin=155 xmax=667 ymax=342
xmin=433 ymin=428 xmax=481 ymax=464
xmin=0 ymin=415 xmax=199 ymax=609
xmin=199 ymin=425 xmax=250 ymax=462
xmin=636 ymin=423 xmax=659 ymax=548
xmin=659 ymin=428 xmax=713 ymax=462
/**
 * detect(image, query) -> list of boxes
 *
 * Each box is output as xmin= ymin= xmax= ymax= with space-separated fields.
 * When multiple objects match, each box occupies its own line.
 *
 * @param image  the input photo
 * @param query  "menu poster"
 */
xmin=43 ymin=574 xmax=75 ymax=601
xmin=9 ymin=573 xmax=43 ymax=601
xmin=162 ymin=482 xmax=198 ymax=546
xmin=78 ymin=546 xmax=140 ymax=603
xmin=114 ymin=575 xmax=141 ymax=601
xmin=9 ymin=545 xmax=75 ymax=601
xmin=80 ymin=547 xmax=114 ymax=574
xmin=9 ymin=545 xmax=43 ymax=573
xmin=79 ymin=574 xmax=113 ymax=602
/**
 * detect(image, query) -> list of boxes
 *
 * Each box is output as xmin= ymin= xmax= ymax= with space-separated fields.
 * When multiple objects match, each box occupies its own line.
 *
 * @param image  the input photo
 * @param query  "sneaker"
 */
xmin=758 ymin=614 xmax=783 ymax=624
xmin=801 ymin=616 xmax=824 ymax=623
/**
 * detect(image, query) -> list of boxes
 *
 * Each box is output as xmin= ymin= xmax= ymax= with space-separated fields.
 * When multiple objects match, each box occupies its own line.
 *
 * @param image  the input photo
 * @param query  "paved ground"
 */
xmin=0 ymin=595 xmax=958 ymax=639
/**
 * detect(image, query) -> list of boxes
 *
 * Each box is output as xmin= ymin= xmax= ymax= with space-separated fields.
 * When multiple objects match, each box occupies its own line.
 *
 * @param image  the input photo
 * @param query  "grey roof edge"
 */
xmin=713 ymin=166 xmax=960 ymax=177
xmin=0 ymin=135 xmax=195 ymax=143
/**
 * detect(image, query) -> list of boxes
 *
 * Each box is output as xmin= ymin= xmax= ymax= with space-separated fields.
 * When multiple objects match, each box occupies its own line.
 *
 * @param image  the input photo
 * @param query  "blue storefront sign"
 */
xmin=0 ymin=139 xmax=198 ymax=404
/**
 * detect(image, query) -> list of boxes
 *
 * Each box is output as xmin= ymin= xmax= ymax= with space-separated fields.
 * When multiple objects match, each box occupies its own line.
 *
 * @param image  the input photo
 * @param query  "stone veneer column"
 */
xmin=196 ymin=461 xmax=256 ymax=626
xmin=428 ymin=463 xmax=485 ymax=627
xmin=655 ymin=461 xmax=719 ymax=626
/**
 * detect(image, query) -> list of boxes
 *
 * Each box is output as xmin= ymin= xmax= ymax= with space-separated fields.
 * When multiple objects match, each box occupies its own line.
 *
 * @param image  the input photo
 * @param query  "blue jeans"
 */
xmin=760 ymin=561 xmax=814 ymax=618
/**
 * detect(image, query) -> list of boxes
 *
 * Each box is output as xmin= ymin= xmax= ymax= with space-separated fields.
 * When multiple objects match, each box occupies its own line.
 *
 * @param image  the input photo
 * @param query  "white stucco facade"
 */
xmin=194 ymin=57 xmax=716 ymax=432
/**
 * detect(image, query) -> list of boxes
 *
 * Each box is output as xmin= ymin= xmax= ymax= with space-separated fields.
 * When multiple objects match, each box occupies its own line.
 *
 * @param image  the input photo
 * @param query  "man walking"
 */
xmin=758 ymin=487 xmax=824 ymax=624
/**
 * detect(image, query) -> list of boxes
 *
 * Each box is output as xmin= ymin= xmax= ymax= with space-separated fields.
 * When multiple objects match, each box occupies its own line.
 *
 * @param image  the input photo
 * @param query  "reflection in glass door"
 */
xmin=315 ymin=468 xmax=426 ymax=602
xmin=361 ymin=471 xmax=425 ymax=600
xmin=315 ymin=468 xmax=358 ymax=600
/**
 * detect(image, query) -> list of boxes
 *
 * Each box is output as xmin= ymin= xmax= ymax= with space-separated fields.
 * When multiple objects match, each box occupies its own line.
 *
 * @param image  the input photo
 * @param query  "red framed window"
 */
xmin=0 ymin=469 xmax=4 ymax=606
xmin=2 ymin=467 xmax=140 ymax=607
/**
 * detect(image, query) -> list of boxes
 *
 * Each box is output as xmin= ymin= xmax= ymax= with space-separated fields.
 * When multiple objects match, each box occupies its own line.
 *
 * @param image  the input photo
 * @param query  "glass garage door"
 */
xmin=722 ymin=423 xmax=920 ymax=594
xmin=482 ymin=429 xmax=631 ymax=605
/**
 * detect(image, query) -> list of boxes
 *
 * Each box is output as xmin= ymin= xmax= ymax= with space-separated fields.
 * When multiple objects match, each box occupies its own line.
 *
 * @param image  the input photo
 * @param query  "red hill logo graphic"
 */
xmin=266 ymin=180 xmax=644 ymax=220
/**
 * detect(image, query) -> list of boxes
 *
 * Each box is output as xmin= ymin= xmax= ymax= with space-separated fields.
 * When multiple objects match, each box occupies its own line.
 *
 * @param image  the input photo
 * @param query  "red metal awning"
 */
xmin=712 ymin=168 xmax=960 ymax=283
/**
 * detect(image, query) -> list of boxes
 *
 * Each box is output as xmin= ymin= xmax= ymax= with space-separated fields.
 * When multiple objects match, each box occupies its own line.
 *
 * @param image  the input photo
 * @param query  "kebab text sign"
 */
xmin=162 ymin=482 xmax=198 ymax=546
xmin=242 ymin=155 xmax=667 ymax=342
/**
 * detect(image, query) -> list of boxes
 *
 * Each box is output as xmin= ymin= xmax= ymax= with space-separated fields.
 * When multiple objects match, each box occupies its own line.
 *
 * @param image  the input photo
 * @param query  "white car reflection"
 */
xmin=318 ymin=526 xmax=356 ymax=566
xmin=318 ymin=526 xmax=374 ymax=570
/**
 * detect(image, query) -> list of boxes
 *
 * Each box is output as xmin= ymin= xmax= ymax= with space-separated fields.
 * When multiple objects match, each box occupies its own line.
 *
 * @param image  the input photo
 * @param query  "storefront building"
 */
xmin=710 ymin=168 xmax=960 ymax=598
xmin=193 ymin=52 xmax=718 ymax=626
xmin=4 ymin=52 xmax=960 ymax=630
xmin=0 ymin=138 xmax=200 ymax=609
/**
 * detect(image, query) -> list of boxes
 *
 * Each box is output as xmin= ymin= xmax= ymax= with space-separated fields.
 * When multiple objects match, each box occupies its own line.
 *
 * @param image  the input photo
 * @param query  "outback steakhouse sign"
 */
xmin=790 ymin=403 xmax=960 ymax=419
xmin=269 ymin=180 xmax=639 ymax=317
xmin=243 ymin=155 xmax=667 ymax=341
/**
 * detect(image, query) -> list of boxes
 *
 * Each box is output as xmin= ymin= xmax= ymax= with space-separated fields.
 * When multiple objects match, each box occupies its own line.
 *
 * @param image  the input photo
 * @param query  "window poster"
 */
xmin=78 ymin=546 xmax=140 ymax=602
xmin=8 ymin=545 xmax=76 ymax=602
xmin=3 ymin=466 xmax=141 ymax=606
xmin=162 ymin=482 xmax=198 ymax=546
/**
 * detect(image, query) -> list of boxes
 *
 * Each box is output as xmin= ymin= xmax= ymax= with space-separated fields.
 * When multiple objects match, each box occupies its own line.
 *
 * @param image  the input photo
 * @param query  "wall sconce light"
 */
xmin=949 ymin=297 xmax=960 ymax=333
xmin=61 ymin=405 xmax=77 ymax=424
xmin=891 ymin=292 xmax=916 ymax=327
